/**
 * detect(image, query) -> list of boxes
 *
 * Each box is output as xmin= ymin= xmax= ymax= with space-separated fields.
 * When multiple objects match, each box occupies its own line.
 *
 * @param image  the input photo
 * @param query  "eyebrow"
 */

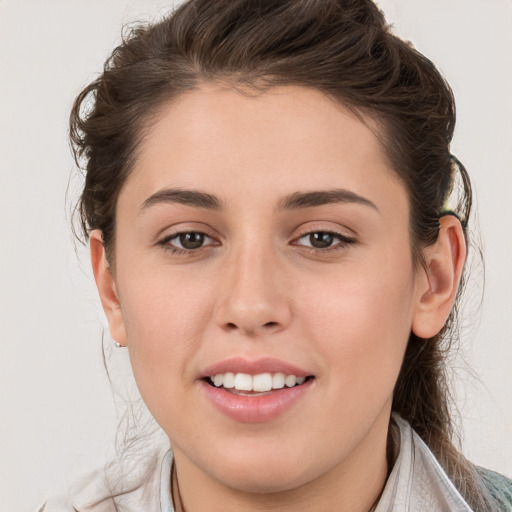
xmin=278 ymin=189 xmax=378 ymax=212
xmin=139 ymin=187 xmax=378 ymax=214
xmin=140 ymin=188 xmax=223 ymax=213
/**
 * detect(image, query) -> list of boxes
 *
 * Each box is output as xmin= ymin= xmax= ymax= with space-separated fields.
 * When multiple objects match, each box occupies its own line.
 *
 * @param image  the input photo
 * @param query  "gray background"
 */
xmin=0 ymin=1 xmax=511 ymax=510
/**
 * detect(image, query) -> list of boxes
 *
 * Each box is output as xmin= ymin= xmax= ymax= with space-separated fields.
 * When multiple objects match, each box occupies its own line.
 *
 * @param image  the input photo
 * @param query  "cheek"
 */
xmin=115 ymin=268 xmax=214 ymax=410
xmin=297 ymin=251 xmax=416 ymax=395
xmin=119 ymin=258 xmax=214 ymax=339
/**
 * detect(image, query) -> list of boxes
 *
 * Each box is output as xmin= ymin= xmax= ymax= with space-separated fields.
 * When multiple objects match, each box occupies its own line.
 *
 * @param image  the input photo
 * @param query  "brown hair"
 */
xmin=70 ymin=0 xmax=505 ymax=509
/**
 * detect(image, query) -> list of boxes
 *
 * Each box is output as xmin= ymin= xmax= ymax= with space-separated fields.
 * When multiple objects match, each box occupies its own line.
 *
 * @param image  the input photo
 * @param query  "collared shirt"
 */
xmin=374 ymin=415 xmax=472 ymax=511
xmin=38 ymin=415 xmax=487 ymax=511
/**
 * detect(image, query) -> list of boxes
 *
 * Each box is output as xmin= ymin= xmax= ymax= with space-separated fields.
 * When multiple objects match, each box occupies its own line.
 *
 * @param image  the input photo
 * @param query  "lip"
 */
xmin=200 ymin=357 xmax=312 ymax=378
xmin=199 ymin=357 xmax=315 ymax=423
xmin=200 ymin=377 xmax=314 ymax=423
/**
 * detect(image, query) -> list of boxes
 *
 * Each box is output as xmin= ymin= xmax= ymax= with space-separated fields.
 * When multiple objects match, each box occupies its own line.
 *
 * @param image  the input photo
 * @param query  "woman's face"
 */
xmin=104 ymin=85 xmax=427 ymax=495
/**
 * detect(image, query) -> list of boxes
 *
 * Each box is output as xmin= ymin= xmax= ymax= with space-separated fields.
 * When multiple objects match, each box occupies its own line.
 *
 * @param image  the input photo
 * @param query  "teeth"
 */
xmin=208 ymin=372 xmax=308 ymax=392
xmin=272 ymin=372 xmax=285 ymax=389
xmin=234 ymin=373 xmax=253 ymax=391
xmin=253 ymin=373 xmax=272 ymax=392
xmin=284 ymin=375 xmax=296 ymax=387
xmin=223 ymin=372 xmax=235 ymax=388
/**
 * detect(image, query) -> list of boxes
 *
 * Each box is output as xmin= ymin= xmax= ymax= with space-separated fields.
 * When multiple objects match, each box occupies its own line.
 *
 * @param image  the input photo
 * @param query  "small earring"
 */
xmin=113 ymin=341 xmax=124 ymax=348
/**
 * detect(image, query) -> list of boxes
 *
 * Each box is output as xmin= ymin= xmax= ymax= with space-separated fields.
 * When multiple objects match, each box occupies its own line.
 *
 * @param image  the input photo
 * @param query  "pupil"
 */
xmin=180 ymin=232 xmax=204 ymax=249
xmin=310 ymin=232 xmax=333 ymax=248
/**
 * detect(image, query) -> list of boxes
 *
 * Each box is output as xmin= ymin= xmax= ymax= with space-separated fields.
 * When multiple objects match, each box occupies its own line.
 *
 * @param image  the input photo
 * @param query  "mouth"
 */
xmin=204 ymin=372 xmax=315 ymax=396
xmin=199 ymin=357 xmax=315 ymax=422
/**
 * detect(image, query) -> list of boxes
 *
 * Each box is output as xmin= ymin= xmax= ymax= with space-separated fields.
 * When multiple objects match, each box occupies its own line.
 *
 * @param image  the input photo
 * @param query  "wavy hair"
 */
xmin=70 ymin=1 xmax=509 ymax=509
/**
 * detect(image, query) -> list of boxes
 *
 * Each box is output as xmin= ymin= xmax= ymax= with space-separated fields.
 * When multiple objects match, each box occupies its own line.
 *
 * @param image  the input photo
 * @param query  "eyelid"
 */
xmin=290 ymin=223 xmax=358 ymax=254
xmin=156 ymin=224 xmax=221 ymax=253
xmin=294 ymin=231 xmax=355 ymax=247
xmin=164 ymin=232 xmax=216 ymax=249
xmin=155 ymin=222 xmax=356 ymax=255
xmin=292 ymin=222 xmax=357 ymax=241
xmin=156 ymin=222 xmax=218 ymax=241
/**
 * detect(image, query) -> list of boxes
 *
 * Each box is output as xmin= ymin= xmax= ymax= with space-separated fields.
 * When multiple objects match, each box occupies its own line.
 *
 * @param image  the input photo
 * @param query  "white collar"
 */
xmin=374 ymin=414 xmax=472 ymax=512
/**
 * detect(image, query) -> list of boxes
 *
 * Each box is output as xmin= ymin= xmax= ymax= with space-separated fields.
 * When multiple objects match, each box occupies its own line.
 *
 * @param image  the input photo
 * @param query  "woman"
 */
xmin=40 ymin=0 xmax=511 ymax=510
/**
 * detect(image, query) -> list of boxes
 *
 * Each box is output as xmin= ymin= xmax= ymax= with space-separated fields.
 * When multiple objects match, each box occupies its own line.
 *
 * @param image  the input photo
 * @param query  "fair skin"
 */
xmin=91 ymin=85 xmax=466 ymax=512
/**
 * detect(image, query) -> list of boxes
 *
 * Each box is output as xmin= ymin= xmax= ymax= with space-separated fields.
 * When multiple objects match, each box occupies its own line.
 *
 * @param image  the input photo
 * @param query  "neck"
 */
xmin=171 ymin=411 xmax=392 ymax=512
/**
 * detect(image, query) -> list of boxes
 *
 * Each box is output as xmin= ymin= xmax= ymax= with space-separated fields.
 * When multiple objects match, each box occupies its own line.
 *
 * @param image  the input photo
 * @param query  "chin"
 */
xmin=217 ymin=466 xmax=311 ymax=495
xmin=204 ymin=443 xmax=321 ymax=494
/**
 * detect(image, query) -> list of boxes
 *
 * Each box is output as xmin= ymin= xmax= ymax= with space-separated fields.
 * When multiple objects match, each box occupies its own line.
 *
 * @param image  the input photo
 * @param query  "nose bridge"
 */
xmin=215 ymin=232 xmax=291 ymax=335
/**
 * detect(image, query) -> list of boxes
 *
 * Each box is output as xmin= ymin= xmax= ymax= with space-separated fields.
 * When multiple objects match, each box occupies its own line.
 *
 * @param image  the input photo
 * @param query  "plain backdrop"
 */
xmin=0 ymin=1 xmax=511 ymax=510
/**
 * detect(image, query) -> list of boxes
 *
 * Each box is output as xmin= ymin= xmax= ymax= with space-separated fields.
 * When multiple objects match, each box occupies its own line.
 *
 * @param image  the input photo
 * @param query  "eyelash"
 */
xmin=157 ymin=231 xmax=217 ymax=255
xmin=294 ymin=231 xmax=356 ymax=254
xmin=157 ymin=230 xmax=356 ymax=256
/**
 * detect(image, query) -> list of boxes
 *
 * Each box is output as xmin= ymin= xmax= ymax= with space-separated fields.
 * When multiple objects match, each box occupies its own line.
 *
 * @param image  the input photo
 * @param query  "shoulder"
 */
xmin=37 ymin=444 xmax=172 ymax=512
xmin=478 ymin=467 xmax=512 ymax=509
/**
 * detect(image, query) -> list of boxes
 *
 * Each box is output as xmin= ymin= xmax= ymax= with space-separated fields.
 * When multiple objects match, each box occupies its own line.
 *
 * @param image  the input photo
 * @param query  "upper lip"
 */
xmin=200 ymin=357 xmax=313 ymax=378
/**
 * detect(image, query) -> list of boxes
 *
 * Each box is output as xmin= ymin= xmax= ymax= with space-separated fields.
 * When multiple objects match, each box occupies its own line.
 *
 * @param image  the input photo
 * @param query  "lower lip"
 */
xmin=200 ymin=379 xmax=314 ymax=423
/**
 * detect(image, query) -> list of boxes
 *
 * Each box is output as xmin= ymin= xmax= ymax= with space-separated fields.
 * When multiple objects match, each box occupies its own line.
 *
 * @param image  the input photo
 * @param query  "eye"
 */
xmin=159 ymin=231 xmax=216 ymax=252
xmin=295 ymin=231 xmax=355 ymax=250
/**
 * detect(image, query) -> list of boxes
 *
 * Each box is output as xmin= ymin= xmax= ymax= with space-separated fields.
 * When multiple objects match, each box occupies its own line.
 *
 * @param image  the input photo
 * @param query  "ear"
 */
xmin=411 ymin=215 xmax=467 ymax=339
xmin=90 ymin=230 xmax=127 ymax=347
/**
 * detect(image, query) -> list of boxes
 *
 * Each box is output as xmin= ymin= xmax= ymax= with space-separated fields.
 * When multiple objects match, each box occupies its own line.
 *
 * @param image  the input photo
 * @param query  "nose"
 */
xmin=213 ymin=243 xmax=292 ymax=337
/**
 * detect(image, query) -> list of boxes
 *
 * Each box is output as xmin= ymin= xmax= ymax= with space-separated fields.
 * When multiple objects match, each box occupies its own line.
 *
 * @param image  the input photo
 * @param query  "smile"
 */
xmin=200 ymin=359 xmax=315 ymax=423
xmin=207 ymin=372 xmax=308 ymax=393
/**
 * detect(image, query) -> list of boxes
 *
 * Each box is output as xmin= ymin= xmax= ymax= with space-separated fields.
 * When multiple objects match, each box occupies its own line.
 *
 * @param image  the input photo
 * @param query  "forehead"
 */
xmin=120 ymin=84 xmax=406 ymax=217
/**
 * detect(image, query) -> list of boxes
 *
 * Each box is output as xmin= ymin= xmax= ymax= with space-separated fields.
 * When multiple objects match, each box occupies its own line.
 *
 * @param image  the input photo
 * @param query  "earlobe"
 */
xmin=90 ymin=230 xmax=127 ymax=347
xmin=411 ymin=216 xmax=467 ymax=339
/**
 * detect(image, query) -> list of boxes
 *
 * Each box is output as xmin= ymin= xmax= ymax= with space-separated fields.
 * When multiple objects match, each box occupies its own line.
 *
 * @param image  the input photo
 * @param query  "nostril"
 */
xmin=224 ymin=321 xmax=279 ymax=332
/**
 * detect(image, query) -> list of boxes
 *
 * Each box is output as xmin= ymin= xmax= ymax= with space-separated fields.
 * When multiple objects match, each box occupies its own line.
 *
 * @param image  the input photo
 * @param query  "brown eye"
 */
xmin=178 ymin=232 xmax=205 ymax=249
xmin=161 ymin=231 xmax=215 ymax=252
xmin=308 ymin=232 xmax=335 ymax=248
xmin=295 ymin=231 xmax=355 ymax=251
